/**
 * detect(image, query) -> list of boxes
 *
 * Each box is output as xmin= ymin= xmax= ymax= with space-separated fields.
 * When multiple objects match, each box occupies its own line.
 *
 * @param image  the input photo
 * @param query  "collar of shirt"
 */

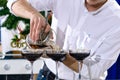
xmin=82 ymin=0 xmax=111 ymax=15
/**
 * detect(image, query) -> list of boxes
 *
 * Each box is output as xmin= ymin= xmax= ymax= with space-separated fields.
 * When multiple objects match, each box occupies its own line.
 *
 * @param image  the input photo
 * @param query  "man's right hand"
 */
xmin=29 ymin=12 xmax=51 ymax=42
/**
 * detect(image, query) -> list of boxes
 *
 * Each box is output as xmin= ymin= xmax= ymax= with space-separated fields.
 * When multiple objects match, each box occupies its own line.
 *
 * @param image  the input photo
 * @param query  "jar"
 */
xmin=26 ymin=29 xmax=52 ymax=48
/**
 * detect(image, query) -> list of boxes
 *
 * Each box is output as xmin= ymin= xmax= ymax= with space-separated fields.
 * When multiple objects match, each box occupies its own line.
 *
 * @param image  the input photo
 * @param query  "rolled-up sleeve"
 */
xmin=7 ymin=0 xmax=55 ymax=14
xmin=28 ymin=0 xmax=55 ymax=11
xmin=7 ymin=0 xmax=32 ymax=14
xmin=7 ymin=0 xmax=17 ymax=14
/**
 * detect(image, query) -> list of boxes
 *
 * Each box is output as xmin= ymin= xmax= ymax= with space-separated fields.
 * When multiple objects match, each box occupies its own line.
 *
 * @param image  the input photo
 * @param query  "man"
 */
xmin=7 ymin=0 xmax=120 ymax=80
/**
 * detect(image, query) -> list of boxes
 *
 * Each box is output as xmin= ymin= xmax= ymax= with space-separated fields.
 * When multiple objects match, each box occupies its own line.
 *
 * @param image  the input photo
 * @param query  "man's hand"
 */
xmin=30 ymin=12 xmax=51 ymax=42
xmin=62 ymin=54 xmax=80 ymax=73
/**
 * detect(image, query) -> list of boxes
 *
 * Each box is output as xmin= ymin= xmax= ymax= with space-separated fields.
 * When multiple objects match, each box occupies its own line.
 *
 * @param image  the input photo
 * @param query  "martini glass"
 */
xmin=69 ymin=49 xmax=90 ymax=80
xmin=69 ymin=31 xmax=91 ymax=80
xmin=46 ymin=50 xmax=66 ymax=80
xmin=21 ymin=49 xmax=44 ymax=80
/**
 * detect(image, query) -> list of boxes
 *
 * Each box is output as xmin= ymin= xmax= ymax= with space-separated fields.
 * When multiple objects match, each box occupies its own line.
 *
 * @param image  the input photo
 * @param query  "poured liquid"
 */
xmin=47 ymin=53 xmax=66 ymax=61
xmin=29 ymin=44 xmax=47 ymax=49
xmin=70 ymin=52 xmax=90 ymax=61
xmin=21 ymin=52 xmax=43 ymax=62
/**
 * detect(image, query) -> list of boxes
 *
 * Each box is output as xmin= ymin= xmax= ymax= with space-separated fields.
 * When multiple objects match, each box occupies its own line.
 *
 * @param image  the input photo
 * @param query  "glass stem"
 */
xmin=55 ymin=61 xmax=59 ymax=80
xmin=78 ymin=61 xmax=81 ymax=80
xmin=5 ymin=75 xmax=7 ymax=80
xmin=30 ymin=61 xmax=34 ymax=80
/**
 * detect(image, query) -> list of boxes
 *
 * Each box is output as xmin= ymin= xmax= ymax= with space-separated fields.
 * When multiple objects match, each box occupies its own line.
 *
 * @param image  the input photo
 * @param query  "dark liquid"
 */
xmin=47 ymin=54 xmax=66 ymax=61
xmin=21 ymin=52 xmax=42 ymax=62
xmin=70 ymin=52 xmax=90 ymax=61
xmin=29 ymin=44 xmax=47 ymax=49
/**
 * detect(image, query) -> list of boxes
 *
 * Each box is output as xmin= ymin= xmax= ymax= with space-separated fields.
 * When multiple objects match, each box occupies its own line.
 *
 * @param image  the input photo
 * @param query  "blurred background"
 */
xmin=0 ymin=0 xmax=120 ymax=80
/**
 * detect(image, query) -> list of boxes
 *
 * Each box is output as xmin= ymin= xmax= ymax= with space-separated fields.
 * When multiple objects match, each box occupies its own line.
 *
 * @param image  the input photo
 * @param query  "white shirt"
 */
xmin=7 ymin=0 xmax=120 ymax=80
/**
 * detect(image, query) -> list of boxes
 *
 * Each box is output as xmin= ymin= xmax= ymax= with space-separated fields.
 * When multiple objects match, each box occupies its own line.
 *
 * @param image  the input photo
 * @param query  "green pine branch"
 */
xmin=0 ymin=0 xmax=30 ymax=34
xmin=0 ymin=7 xmax=10 ymax=16
xmin=0 ymin=0 xmax=7 ymax=7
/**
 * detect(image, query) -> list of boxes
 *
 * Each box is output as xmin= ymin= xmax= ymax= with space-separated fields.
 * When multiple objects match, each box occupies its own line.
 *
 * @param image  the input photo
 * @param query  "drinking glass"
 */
xmin=46 ymin=49 xmax=66 ymax=80
xmin=69 ymin=50 xmax=90 ymax=80
xmin=69 ymin=32 xmax=91 ymax=80
xmin=21 ymin=49 xmax=44 ymax=80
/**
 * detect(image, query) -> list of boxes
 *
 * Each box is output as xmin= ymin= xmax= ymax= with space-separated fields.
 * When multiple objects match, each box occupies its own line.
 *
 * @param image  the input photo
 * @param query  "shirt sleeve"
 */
xmin=90 ymin=29 xmax=120 ymax=70
xmin=7 ymin=0 xmax=17 ymax=14
xmin=7 ymin=0 xmax=55 ymax=14
xmin=82 ymin=28 xmax=120 ymax=79
xmin=28 ymin=0 xmax=55 ymax=11
xmin=94 ymin=30 xmax=120 ymax=60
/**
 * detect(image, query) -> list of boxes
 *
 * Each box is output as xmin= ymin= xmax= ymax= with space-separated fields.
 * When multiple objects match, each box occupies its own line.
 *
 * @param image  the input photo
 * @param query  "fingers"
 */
xmin=44 ymin=24 xmax=51 ymax=33
xmin=30 ymin=13 xmax=51 ymax=42
xmin=34 ymin=18 xmax=41 ymax=41
xmin=50 ymin=31 xmax=53 ymax=39
xmin=30 ymin=16 xmax=34 ymax=40
xmin=30 ymin=13 xmax=43 ymax=41
xmin=44 ymin=24 xmax=53 ymax=39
